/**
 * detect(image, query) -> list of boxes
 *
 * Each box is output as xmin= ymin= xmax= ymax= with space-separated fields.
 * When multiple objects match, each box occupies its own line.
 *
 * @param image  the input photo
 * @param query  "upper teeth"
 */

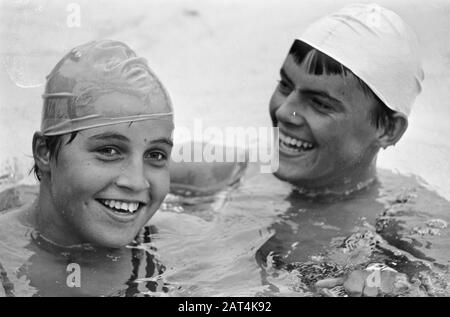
xmin=279 ymin=132 xmax=314 ymax=150
xmin=101 ymin=199 xmax=140 ymax=213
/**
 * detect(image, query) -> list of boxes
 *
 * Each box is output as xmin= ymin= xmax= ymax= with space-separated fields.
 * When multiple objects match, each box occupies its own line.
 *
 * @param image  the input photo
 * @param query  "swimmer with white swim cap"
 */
xmin=261 ymin=4 xmax=432 ymax=296
xmin=169 ymin=3 xmax=425 ymax=199
xmin=270 ymin=3 xmax=424 ymax=197
xmin=26 ymin=39 xmax=174 ymax=249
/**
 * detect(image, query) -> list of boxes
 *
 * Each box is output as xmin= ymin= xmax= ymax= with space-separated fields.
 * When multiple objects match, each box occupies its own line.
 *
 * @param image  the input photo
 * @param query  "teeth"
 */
xmin=128 ymin=203 xmax=138 ymax=212
xmin=100 ymin=199 xmax=140 ymax=213
xmin=279 ymin=132 xmax=314 ymax=150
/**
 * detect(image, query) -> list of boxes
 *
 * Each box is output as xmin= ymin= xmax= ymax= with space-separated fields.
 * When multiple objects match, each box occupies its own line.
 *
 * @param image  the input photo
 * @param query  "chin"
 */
xmin=273 ymin=163 xmax=303 ymax=185
xmin=273 ymin=160 xmax=325 ymax=188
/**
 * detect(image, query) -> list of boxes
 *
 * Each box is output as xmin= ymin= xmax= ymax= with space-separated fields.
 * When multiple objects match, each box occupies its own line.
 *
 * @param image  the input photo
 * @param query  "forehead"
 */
xmin=82 ymin=118 xmax=174 ymax=140
xmin=282 ymin=54 xmax=375 ymax=111
xmin=85 ymin=91 xmax=171 ymax=118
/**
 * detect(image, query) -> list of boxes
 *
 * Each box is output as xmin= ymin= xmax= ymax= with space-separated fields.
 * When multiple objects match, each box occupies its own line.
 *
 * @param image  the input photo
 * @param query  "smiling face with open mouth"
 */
xmin=39 ymin=93 xmax=174 ymax=248
xmin=269 ymin=53 xmax=381 ymax=191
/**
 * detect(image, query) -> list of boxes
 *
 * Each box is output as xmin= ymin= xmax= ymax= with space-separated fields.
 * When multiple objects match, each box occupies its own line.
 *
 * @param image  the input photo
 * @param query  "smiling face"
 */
xmin=269 ymin=53 xmax=381 ymax=191
xmin=42 ymin=93 xmax=173 ymax=248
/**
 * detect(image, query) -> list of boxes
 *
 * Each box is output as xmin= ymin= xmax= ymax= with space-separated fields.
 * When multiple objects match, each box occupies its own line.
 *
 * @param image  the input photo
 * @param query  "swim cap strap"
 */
xmin=42 ymin=112 xmax=173 ymax=136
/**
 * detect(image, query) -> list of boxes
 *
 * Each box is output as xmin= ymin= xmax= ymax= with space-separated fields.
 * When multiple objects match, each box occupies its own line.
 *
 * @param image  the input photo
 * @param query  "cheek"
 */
xmin=148 ymin=169 xmax=170 ymax=202
xmin=310 ymin=119 xmax=355 ymax=164
xmin=269 ymin=92 xmax=280 ymax=119
xmin=320 ymin=119 xmax=376 ymax=160
xmin=345 ymin=115 xmax=378 ymax=149
xmin=52 ymin=160 xmax=110 ymax=201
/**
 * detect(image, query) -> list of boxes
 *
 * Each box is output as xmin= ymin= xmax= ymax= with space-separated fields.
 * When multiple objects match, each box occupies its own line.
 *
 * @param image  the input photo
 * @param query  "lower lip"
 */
xmin=96 ymin=200 xmax=143 ymax=223
xmin=278 ymin=139 xmax=315 ymax=158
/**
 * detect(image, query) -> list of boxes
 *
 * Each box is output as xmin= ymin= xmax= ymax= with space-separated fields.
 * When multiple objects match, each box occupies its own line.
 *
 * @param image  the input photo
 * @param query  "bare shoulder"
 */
xmin=376 ymin=169 xmax=450 ymax=266
xmin=0 ymin=203 xmax=34 ymax=234
xmin=0 ymin=184 xmax=37 ymax=231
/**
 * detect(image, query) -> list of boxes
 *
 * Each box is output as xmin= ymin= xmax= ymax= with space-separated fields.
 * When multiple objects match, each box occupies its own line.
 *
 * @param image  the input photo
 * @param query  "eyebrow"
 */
xmin=300 ymin=89 xmax=345 ymax=109
xmin=280 ymin=69 xmax=294 ymax=87
xmin=88 ymin=132 xmax=173 ymax=147
xmin=88 ymin=132 xmax=130 ymax=142
xmin=151 ymin=138 xmax=174 ymax=147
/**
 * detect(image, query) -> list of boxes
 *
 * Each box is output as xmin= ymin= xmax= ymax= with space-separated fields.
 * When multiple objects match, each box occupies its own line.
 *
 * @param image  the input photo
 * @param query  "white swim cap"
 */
xmin=298 ymin=3 xmax=424 ymax=117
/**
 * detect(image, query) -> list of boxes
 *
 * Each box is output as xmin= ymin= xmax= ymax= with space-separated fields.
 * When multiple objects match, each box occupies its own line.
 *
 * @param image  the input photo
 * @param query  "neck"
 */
xmin=292 ymin=158 xmax=378 ymax=200
xmin=31 ymin=179 xmax=86 ymax=248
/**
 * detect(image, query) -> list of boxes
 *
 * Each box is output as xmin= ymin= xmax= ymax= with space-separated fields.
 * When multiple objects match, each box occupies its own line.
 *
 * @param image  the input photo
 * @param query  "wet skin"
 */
xmin=167 ymin=53 xmax=383 ymax=196
xmin=269 ymin=54 xmax=381 ymax=192
xmin=34 ymin=93 xmax=174 ymax=248
xmin=23 ymin=226 xmax=165 ymax=296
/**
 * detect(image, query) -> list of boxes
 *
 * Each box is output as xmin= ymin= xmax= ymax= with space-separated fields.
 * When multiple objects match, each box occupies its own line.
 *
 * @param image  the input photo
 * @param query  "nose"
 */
xmin=114 ymin=158 xmax=150 ymax=192
xmin=275 ymin=91 xmax=306 ymax=126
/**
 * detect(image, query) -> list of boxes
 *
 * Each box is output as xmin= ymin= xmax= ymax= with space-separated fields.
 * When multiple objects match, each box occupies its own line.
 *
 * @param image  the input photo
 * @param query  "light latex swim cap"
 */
xmin=41 ymin=40 xmax=173 ymax=136
xmin=298 ymin=3 xmax=424 ymax=117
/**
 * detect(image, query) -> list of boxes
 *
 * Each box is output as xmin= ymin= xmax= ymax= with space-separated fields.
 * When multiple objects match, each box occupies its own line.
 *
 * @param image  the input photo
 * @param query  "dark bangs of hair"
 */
xmin=288 ymin=39 xmax=396 ymax=129
xmin=289 ymin=39 xmax=373 ymax=96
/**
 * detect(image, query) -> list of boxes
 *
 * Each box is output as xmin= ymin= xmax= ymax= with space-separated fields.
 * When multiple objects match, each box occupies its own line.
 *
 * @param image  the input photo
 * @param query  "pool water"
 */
xmin=1 ymin=168 xmax=449 ymax=297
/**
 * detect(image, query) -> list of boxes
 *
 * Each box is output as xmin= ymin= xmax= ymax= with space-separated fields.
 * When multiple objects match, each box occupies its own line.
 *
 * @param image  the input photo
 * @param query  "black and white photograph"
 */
xmin=0 ymin=0 xmax=449 ymax=299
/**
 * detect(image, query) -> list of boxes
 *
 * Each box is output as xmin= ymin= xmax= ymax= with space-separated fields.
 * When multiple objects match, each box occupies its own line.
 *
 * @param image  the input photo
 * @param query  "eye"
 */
xmin=96 ymin=147 xmax=122 ymax=160
xmin=277 ymin=79 xmax=293 ymax=96
xmin=311 ymin=98 xmax=333 ymax=112
xmin=145 ymin=150 xmax=168 ymax=164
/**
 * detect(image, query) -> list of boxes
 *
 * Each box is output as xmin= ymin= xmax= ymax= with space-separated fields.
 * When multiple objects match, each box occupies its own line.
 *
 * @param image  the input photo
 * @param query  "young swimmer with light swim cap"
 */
xmin=170 ymin=3 xmax=424 ymax=198
xmin=0 ymin=40 xmax=174 ymax=296
xmin=269 ymin=3 xmax=424 ymax=197
xmin=258 ymin=4 xmax=450 ymax=296
xmin=169 ymin=4 xmax=450 ymax=296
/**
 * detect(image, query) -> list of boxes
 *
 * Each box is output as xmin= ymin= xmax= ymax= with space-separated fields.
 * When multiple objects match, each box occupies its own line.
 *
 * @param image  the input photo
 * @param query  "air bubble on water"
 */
xmin=1 ymin=0 xmax=57 ymax=88
xmin=1 ymin=55 xmax=45 ymax=88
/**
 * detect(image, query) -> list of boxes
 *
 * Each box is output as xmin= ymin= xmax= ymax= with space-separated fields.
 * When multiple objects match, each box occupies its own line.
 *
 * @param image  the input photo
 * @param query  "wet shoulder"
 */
xmin=376 ymin=169 xmax=450 ymax=267
xmin=0 ymin=184 xmax=38 ymax=297
xmin=0 ymin=184 xmax=38 ymax=215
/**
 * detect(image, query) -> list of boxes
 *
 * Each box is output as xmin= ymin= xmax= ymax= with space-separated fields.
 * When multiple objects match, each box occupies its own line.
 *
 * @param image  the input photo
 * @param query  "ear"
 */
xmin=377 ymin=113 xmax=408 ymax=149
xmin=32 ymin=132 xmax=51 ymax=174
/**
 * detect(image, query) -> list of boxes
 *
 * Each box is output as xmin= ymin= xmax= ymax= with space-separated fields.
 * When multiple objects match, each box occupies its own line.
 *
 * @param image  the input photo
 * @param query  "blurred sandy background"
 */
xmin=1 ymin=0 xmax=450 ymax=198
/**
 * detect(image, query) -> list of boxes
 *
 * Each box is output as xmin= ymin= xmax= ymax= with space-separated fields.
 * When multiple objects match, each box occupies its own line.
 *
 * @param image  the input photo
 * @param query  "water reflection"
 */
xmin=1 ymin=168 xmax=449 ymax=296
